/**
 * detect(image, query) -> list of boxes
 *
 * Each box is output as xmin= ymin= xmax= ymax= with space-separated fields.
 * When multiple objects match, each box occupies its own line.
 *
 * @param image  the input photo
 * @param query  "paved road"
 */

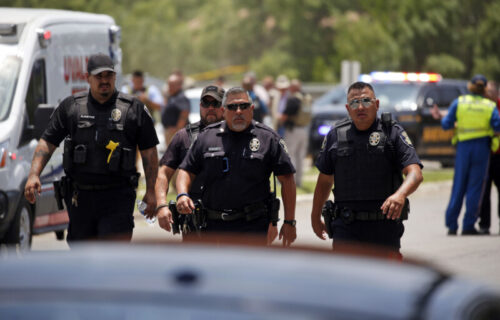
xmin=31 ymin=180 xmax=500 ymax=289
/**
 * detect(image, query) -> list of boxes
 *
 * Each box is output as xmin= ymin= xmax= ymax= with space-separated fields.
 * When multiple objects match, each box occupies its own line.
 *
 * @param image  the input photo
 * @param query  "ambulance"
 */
xmin=0 ymin=8 xmax=122 ymax=249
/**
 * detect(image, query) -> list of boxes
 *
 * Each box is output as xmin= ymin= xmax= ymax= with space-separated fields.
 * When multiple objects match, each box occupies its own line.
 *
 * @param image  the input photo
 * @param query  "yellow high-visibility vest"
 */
xmin=455 ymin=94 xmax=496 ymax=142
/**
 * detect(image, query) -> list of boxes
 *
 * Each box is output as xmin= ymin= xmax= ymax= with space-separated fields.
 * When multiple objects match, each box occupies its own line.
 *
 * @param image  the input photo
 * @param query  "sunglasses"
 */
xmin=348 ymin=97 xmax=375 ymax=109
xmin=201 ymin=98 xmax=221 ymax=108
xmin=226 ymin=103 xmax=251 ymax=111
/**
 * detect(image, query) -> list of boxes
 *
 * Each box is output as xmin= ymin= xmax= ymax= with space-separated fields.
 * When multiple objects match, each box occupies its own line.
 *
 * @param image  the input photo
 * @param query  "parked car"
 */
xmin=0 ymin=242 xmax=499 ymax=319
xmin=309 ymin=72 xmax=468 ymax=166
xmin=0 ymin=8 xmax=122 ymax=250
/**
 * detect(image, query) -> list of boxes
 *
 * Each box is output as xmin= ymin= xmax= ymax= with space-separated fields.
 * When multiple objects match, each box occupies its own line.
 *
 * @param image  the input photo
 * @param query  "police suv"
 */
xmin=309 ymin=71 xmax=468 ymax=166
xmin=0 ymin=8 xmax=122 ymax=249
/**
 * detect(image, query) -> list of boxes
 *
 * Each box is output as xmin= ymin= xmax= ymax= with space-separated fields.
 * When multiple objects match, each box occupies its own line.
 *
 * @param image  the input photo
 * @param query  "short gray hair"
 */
xmin=222 ymin=87 xmax=253 ymax=107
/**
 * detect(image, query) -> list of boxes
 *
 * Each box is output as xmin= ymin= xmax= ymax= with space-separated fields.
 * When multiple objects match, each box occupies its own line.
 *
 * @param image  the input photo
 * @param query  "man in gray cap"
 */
xmin=432 ymin=75 xmax=500 ymax=235
xmin=25 ymin=53 xmax=159 ymax=243
xmin=155 ymin=85 xmax=226 ymax=236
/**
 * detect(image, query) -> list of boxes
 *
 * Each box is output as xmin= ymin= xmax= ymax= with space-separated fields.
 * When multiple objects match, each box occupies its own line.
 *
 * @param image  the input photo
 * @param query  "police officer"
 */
xmin=431 ymin=75 xmax=500 ymax=235
xmin=155 ymin=85 xmax=225 ymax=233
xmin=176 ymin=87 xmax=297 ymax=246
xmin=311 ymin=81 xmax=423 ymax=256
xmin=24 ymin=53 xmax=159 ymax=243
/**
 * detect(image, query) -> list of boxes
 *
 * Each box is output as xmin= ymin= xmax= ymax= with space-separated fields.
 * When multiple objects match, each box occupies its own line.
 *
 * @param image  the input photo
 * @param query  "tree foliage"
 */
xmin=3 ymin=0 xmax=500 ymax=82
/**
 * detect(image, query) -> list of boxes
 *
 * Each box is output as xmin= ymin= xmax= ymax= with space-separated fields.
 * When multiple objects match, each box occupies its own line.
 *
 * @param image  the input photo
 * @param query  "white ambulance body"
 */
xmin=0 ymin=8 xmax=122 ymax=249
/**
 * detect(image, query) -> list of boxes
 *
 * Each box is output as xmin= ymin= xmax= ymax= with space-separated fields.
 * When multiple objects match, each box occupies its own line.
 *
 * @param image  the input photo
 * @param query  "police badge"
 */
xmin=111 ymin=108 xmax=121 ymax=121
xmin=369 ymin=132 xmax=381 ymax=146
xmin=249 ymin=138 xmax=260 ymax=152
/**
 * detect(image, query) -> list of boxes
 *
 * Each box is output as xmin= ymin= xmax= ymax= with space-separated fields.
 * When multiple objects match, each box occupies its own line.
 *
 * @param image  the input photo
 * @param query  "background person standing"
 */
xmin=161 ymin=73 xmax=190 ymax=147
xmin=479 ymin=81 xmax=500 ymax=234
xmin=432 ymin=75 xmax=500 ymax=235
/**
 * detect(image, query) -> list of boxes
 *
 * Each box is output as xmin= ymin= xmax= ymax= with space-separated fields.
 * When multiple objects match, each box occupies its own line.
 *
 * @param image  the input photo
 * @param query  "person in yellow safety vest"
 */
xmin=431 ymin=75 xmax=500 ymax=235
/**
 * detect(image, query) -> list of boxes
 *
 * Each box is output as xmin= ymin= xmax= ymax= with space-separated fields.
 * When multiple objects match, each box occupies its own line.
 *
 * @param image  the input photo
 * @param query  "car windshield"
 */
xmin=372 ymin=82 xmax=421 ymax=111
xmin=0 ymin=54 xmax=21 ymax=121
xmin=312 ymin=85 xmax=346 ymax=112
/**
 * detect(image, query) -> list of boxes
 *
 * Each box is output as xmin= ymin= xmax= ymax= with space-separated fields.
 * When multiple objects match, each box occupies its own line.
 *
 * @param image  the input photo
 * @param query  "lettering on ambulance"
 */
xmin=63 ymin=56 xmax=89 ymax=84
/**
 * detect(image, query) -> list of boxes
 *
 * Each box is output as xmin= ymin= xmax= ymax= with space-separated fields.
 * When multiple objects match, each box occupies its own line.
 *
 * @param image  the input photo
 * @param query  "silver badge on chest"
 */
xmin=369 ymin=132 xmax=381 ymax=146
xmin=249 ymin=138 xmax=261 ymax=152
xmin=111 ymin=108 xmax=122 ymax=122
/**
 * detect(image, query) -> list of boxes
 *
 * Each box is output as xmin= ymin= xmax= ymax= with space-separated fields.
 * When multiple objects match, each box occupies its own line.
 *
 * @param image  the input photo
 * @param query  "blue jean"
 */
xmin=445 ymin=138 xmax=490 ymax=231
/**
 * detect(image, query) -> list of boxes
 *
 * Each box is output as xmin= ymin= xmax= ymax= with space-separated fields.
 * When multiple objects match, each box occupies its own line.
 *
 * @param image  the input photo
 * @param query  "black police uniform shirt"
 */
xmin=179 ymin=120 xmax=295 ymax=210
xmin=42 ymin=90 xmax=159 ymax=184
xmin=161 ymin=90 xmax=190 ymax=128
xmin=315 ymin=117 xmax=422 ymax=211
xmin=159 ymin=121 xmax=207 ymax=198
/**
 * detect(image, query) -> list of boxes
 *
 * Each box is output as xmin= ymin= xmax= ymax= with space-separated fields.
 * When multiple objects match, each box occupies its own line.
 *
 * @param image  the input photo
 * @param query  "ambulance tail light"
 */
xmin=36 ymin=29 xmax=51 ymax=48
xmin=0 ymin=140 xmax=9 ymax=168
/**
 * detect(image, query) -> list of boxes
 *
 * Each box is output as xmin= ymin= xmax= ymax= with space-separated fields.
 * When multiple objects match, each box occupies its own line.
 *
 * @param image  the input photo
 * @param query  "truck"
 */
xmin=0 ymin=8 xmax=122 ymax=250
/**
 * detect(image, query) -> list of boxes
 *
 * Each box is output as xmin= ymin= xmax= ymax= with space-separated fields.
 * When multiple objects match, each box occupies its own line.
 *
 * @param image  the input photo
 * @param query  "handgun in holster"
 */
xmin=53 ymin=176 xmax=71 ymax=211
xmin=191 ymin=199 xmax=207 ymax=235
xmin=321 ymin=200 xmax=337 ymax=239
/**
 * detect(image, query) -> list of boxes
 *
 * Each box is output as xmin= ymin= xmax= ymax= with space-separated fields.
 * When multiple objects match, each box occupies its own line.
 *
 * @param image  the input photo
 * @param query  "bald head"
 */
xmin=168 ymin=74 xmax=183 ymax=95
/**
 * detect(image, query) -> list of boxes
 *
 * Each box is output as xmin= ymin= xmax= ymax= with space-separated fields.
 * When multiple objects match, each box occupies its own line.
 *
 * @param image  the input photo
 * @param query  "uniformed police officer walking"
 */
xmin=311 ymin=81 xmax=423 ymax=257
xmin=154 ymin=85 xmax=229 ymax=234
xmin=24 ymin=53 xmax=159 ymax=243
xmin=176 ymin=87 xmax=297 ymax=246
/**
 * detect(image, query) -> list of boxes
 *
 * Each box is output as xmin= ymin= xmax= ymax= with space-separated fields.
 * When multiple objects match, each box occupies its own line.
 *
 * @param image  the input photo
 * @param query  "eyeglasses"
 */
xmin=226 ymin=103 xmax=251 ymax=111
xmin=201 ymin=98 xmax=221 ymax=108
xmin=348 ymin=97 xmax=375 ymax=109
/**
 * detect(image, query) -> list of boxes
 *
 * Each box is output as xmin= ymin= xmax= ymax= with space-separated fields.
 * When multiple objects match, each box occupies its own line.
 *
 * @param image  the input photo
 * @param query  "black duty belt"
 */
xmin=336 ymin=207 xmax=408 ymax=222
xmin=206 ymin=202 xmax=267 ymax=222
xmin=72 ymin=181 xmax=126 ymax=191
xmin=353 ymin=211 xmax=387 ymax=221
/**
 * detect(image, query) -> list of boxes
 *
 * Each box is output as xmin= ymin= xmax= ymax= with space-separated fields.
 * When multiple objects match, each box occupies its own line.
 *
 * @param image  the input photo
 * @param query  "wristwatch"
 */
xmin=283 ymin=219 xmax=296 ymax=227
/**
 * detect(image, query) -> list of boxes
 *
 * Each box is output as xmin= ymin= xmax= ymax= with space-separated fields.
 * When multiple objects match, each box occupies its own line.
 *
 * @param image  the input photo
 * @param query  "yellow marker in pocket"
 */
xmin=106 ymin=140 xmax=119 ymax=163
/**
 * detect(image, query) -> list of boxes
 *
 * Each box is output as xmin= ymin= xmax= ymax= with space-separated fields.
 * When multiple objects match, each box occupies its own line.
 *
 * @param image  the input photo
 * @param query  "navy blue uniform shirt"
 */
xmin=179 ymin=121 xmax=295 ymax=210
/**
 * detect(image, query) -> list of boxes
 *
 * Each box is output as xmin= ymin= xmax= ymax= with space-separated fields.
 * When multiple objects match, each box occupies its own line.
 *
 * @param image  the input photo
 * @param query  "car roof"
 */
xmin=1 ymin=242 xmax=498 ymax=319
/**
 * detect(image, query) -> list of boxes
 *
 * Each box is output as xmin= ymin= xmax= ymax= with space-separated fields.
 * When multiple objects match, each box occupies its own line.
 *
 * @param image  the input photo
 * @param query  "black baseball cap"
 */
xmin=470 ymin=74 xmax=487 ymax=86
xmin=87 ymin=53 xmax=115 ymax=75
xmin=201 ymin=85 xmax=225 ymax=102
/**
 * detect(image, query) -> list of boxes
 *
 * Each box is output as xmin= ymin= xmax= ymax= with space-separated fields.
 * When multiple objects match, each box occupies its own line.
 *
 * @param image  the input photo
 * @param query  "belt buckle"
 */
xmin=221 ymin=209 xmax=233 ymax=221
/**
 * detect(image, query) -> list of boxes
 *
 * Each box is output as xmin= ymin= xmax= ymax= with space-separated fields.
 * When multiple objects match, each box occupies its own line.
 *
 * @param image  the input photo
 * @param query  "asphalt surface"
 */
xmin=30 ymin=178 xmax=500 ymax=290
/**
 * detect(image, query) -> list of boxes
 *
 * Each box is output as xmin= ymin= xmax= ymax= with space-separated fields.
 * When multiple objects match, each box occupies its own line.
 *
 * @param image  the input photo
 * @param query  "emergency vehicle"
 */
xmin=310 ymin=71 xmax=468 ymax=166
xmin=0 ymin=8 xmax=122 ymax=249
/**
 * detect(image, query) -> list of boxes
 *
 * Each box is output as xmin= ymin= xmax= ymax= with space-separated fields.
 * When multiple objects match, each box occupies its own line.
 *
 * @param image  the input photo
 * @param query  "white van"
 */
xmin=0 ymin=8 xmax=122 ymax=249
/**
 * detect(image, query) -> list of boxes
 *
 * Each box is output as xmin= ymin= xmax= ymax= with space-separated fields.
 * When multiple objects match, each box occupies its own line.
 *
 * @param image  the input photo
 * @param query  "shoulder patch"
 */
xmin=321 ymin=136 xmax=327 ymax=150
xmin=279 ymin=139 xmax=289 ymax=154
xmin=400 ymin=131 xmax=413 ymax=147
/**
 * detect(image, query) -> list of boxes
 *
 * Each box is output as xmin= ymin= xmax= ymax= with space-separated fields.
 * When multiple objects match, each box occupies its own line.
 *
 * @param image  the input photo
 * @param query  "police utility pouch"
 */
xmin=108 ymin=146 xmax=121 ymax=172
xmin=73 ymin=144 xmax=87 ymax=164
xmin=121 ymin=147 xmax=135 ymax=171
xmin=321 ymin=200 xmax=336 ymax=238
xmin=63 ymin=138 xmax=73 ymax=172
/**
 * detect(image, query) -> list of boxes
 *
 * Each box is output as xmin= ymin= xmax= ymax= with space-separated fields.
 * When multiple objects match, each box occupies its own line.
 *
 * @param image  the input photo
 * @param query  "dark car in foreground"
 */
xmin=0 ymin=241 xmax=499 ymax=319
xmin=309 ymin=72 xmax=468 ymax=166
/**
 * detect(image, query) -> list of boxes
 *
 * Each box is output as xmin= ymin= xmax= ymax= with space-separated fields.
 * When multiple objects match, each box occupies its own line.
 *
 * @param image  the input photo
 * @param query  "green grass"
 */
xmin=422 ymin=168 xmax=454 ymax=182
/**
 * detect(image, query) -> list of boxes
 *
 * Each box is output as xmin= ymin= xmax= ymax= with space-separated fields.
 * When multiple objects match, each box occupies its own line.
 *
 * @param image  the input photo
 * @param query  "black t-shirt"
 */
xmin=42 ymin=90 xmax=158 ymax=184
xmin=159 ymin=122 xmax=205 ymax=169
xmin=315 ymin=117 xmax=423 ymax=210
xmin=179 ymin=121 xmax=295 ymax=210
xmin=161 ymin=91 xmax=190 ymax=128
xmin=283 ymin=96 xmax=300 ymax=128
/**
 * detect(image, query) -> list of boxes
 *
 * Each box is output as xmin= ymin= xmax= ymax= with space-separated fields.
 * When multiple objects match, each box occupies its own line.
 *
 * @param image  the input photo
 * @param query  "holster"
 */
xmin=53 ymin=176 xmax=72 ymax=211
xmin=62 ymin=138 xmax=73 ymax=173
xmin=169 ymin=199 xmax=206 ymax=236
xmin=321 ymin=200 xmax=336 ymax=238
